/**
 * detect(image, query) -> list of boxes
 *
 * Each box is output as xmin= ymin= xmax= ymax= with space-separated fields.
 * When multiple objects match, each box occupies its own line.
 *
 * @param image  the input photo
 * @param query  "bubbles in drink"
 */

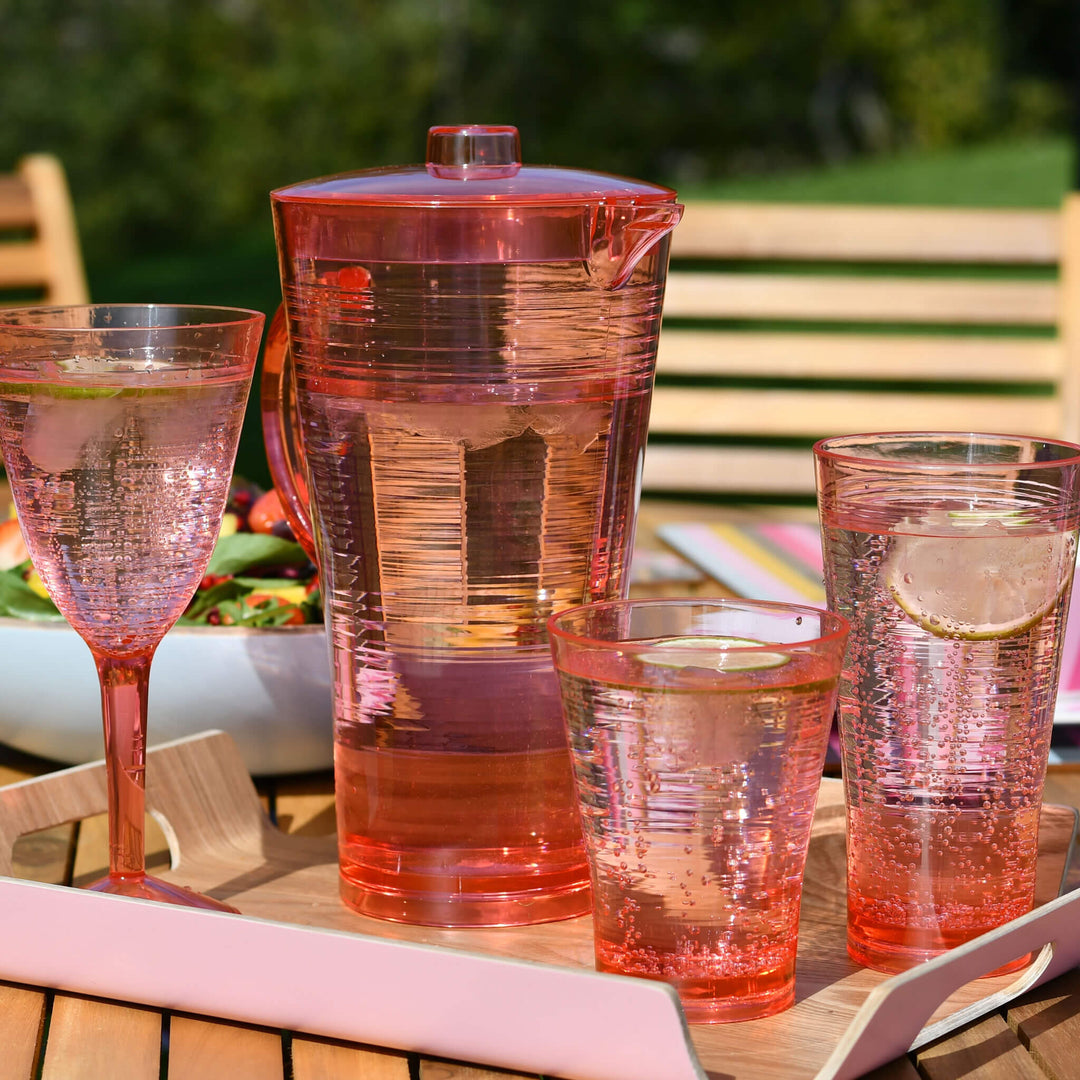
xmin=0 ymin=373 xmax=249 ymax=654
xmin=822 ymin=508 xmax=1076 ymax=971
xmin=556 ymin=651 xmax=838 ymax=1022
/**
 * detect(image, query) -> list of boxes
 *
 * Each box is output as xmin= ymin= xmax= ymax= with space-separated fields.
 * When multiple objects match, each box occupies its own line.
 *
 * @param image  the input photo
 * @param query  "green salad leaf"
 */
xmin=0 ymin=530 xmax=321 ymax=628
xmin=0 ymin=565 xmax=64 ymax=621
xmin=204 ymin=532 xmax=310 ymax=577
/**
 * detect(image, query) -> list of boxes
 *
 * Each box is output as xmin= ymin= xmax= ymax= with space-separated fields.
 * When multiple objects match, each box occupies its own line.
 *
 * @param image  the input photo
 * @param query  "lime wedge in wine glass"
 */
xmin=19 ymin=384 xmax=123 ymax=399
xmin=0 ymin=357 xmax=180 ymax=400
xmin=0 ymin=380 xmax=122 ymax=400
xmin=639 ymin=635 xmax=789 ymax=672
xmin=884 ymin=511 xmax=1073 ymax=640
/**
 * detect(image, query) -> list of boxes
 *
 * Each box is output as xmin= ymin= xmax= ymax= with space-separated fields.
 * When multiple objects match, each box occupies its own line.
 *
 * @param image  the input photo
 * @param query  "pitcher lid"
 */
xmin=271 ymin=125 xmax=677 ymax=206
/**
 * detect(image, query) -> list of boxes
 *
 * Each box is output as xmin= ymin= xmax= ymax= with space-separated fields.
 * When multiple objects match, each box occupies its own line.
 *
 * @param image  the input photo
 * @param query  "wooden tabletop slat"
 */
xmin=0 ymin=761 xmax=34 ymax=787
xmin=291 ymin=1037 xmax=411 ymax=1079
xmin=0 ymin=984 xmax=47 ymax=1080
xmin=418 ymin=1062 xmax=541 ymax=1079
xmin=1007 ymin=966 xmax=1080 ymax=1080
xmin=168 ymin=1015 xmax=284 ymax=1080
xmin=915 ymin=1013 xmax=1046 ymax=1079
xmin=40 ymin=996 xmax=160 ymax=1080
xmin=860 ymin=1057 xmax=924 ymax=1079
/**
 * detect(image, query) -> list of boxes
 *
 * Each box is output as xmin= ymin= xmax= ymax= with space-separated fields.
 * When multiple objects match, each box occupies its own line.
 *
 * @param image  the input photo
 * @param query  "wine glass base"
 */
xmin=87 ymin=873 xmax=239 ymax=913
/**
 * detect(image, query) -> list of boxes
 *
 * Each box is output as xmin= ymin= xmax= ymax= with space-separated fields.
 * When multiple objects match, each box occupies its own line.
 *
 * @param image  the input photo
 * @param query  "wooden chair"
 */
xmin=0 ymin=154 xmax=88 ymax=307
xmin=643 ymin=197 xmax=1080 ymax=502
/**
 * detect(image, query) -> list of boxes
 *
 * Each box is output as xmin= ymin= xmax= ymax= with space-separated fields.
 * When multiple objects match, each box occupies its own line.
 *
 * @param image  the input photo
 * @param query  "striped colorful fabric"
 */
xmin=656 ymin=521 xmax=825 ymax=605
xmin=657 ymin=519 xmax=1080 ymax=749
xmin=1055 ymin=590 xmax=1080 ymax=726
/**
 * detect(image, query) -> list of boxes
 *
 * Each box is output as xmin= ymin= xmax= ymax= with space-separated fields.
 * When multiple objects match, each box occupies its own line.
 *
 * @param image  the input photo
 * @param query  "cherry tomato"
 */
xmin=0 ymin=518 xmax=29 ymax=570
xmin=249 ymin=489 xmax=287 ymax=535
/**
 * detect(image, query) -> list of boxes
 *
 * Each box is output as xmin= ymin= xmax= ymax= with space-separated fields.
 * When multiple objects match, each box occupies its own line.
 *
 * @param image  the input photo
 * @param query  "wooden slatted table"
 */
xmin=0 ymin=742 xmax=1079 ymax=1080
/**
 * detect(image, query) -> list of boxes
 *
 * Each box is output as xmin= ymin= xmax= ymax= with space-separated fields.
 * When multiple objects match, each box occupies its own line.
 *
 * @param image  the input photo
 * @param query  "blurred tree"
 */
xmin=0 ymin=0 xmax=1069 ymax=484
xmin=0 ymin=0 xmax=1067 ymax=260
xmin=999 ymin=0 xmax=1077 ymax=179
xmin=0 ymin=0 xmax=452 ymax=256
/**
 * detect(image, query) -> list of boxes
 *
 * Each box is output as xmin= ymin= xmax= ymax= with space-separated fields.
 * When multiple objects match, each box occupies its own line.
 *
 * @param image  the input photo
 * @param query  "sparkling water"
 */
xmin=822 ymin=510 xmax=1077 ymax=971
xmin=555 ymin=647 xmax=838 ymax=1021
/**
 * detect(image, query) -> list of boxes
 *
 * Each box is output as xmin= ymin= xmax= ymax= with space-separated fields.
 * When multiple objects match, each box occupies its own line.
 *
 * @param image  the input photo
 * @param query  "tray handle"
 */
xmin=818 ymin=885 xmax=1080 ymax=1080
xmin=0 ymin=731 xmax=271 ymax=876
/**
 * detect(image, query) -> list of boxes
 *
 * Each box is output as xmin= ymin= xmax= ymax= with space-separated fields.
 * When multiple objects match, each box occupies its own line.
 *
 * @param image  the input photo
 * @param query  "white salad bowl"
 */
xmin=0 ymin=617 xmax=333 ymax=776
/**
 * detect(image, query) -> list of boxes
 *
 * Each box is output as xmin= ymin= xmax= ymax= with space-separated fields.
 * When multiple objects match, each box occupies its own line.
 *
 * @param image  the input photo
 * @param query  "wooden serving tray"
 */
xmin=0 ymin=730 xmax=1077 ymax=1080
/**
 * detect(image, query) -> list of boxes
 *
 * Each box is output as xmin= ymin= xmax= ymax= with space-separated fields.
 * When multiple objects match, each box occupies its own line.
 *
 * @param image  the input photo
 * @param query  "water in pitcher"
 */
xmin=293 ymin=259 xmax=660 ymax=925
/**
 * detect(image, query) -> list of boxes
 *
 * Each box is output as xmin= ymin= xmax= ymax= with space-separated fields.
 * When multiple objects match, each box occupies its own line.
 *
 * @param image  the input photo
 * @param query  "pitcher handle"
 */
xmin=259 ymin=304 xmax=317 ymax=561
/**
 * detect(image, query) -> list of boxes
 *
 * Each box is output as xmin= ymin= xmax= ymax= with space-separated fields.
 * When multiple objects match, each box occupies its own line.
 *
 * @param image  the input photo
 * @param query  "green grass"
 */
xmin=679 ymin=134 xmax=1075 ymax=207
xmin=84 ymin=134 xmax=1078 ymax=486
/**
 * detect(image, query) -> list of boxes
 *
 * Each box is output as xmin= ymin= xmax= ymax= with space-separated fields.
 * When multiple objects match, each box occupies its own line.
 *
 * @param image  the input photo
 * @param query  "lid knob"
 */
xmin=426 ymin=125 xmax=522 ymax=180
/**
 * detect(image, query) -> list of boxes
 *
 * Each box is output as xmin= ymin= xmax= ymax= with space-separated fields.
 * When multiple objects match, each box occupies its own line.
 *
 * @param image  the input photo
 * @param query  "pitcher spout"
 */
xmin=588 ymin=201 xmax=684 ymax=290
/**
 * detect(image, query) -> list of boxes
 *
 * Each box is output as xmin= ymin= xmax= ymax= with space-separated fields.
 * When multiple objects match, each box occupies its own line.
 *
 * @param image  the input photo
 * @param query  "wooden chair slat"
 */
xmin=670 ymin=202 xmax=1061 ymax=263
xmin=648 ymin=386 xmax=1062 ymax=439
xmin=662 ymin=272 xmax=1059 ymax=325
xmin=656 ymin=330 xmax=1062 ymax=382
xmin=641 ymin=445 xmax=816 ymax=496
xmin=0 ymin=175 xmax=34 ymax=229
xmin=19 ymin=155 xmax=88 ymax=304
xmin=0 ymin=155 xmax=88 ymax=305
xmin=0 ymin=241 xmax=47 ymax=288
xmin=641 ymin=195 xmax=1080 ymax=509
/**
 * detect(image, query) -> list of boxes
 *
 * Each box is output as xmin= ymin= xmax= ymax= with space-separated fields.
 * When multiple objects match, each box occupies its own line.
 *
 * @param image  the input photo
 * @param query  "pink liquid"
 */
xmin=288 ymin=258 xmax=662 ymax=925
xmin=554 ymin=650 xmax=838 ymax=1022
xmin=299 ymin=394 xmax=650 ymax=925
xmin=846 ymin=803 xmax=1040 ymax=971
xmin=821 ymin=512 xmax=1076 ymax=972
xmin=0 ymin=375 xmax=249 ymax=654
xmin=336 ymin=738 xmax=585 ymax=925
xmin=0 ymin=369 xmax=249 ymax=905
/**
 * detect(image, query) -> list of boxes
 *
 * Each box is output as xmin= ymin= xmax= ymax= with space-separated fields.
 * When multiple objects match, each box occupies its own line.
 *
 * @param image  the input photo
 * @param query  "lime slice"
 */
xmin=639 ymin=635 xmax=789 ymax=672
xmin=0 ymin=358 xmax=186 ymax=401
xmin=0 ymin=380 xmax=123 ymax=400
xmin=884 ymin=512 xmax=1073 ymax=640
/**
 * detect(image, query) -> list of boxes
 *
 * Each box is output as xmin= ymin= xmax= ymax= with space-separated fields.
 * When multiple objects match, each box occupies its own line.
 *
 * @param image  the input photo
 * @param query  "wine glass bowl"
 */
xmin=0 ymin=304 xmax=264 ymax=910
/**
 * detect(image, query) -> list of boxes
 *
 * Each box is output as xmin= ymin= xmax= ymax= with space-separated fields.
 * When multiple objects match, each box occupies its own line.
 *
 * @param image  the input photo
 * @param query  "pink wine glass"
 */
xmin=0 ymin=304 xmax=263 ymax=910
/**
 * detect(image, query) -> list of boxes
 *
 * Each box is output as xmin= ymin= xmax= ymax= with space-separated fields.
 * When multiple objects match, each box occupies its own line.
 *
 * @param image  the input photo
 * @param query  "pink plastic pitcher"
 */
xmin=262 ymin=125 xmax=681 ymax=927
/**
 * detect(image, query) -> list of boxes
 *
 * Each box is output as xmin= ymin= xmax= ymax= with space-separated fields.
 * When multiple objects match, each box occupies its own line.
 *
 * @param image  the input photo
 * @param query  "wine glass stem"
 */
xmin=94 ymin=651 xmax=153 ymax=880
